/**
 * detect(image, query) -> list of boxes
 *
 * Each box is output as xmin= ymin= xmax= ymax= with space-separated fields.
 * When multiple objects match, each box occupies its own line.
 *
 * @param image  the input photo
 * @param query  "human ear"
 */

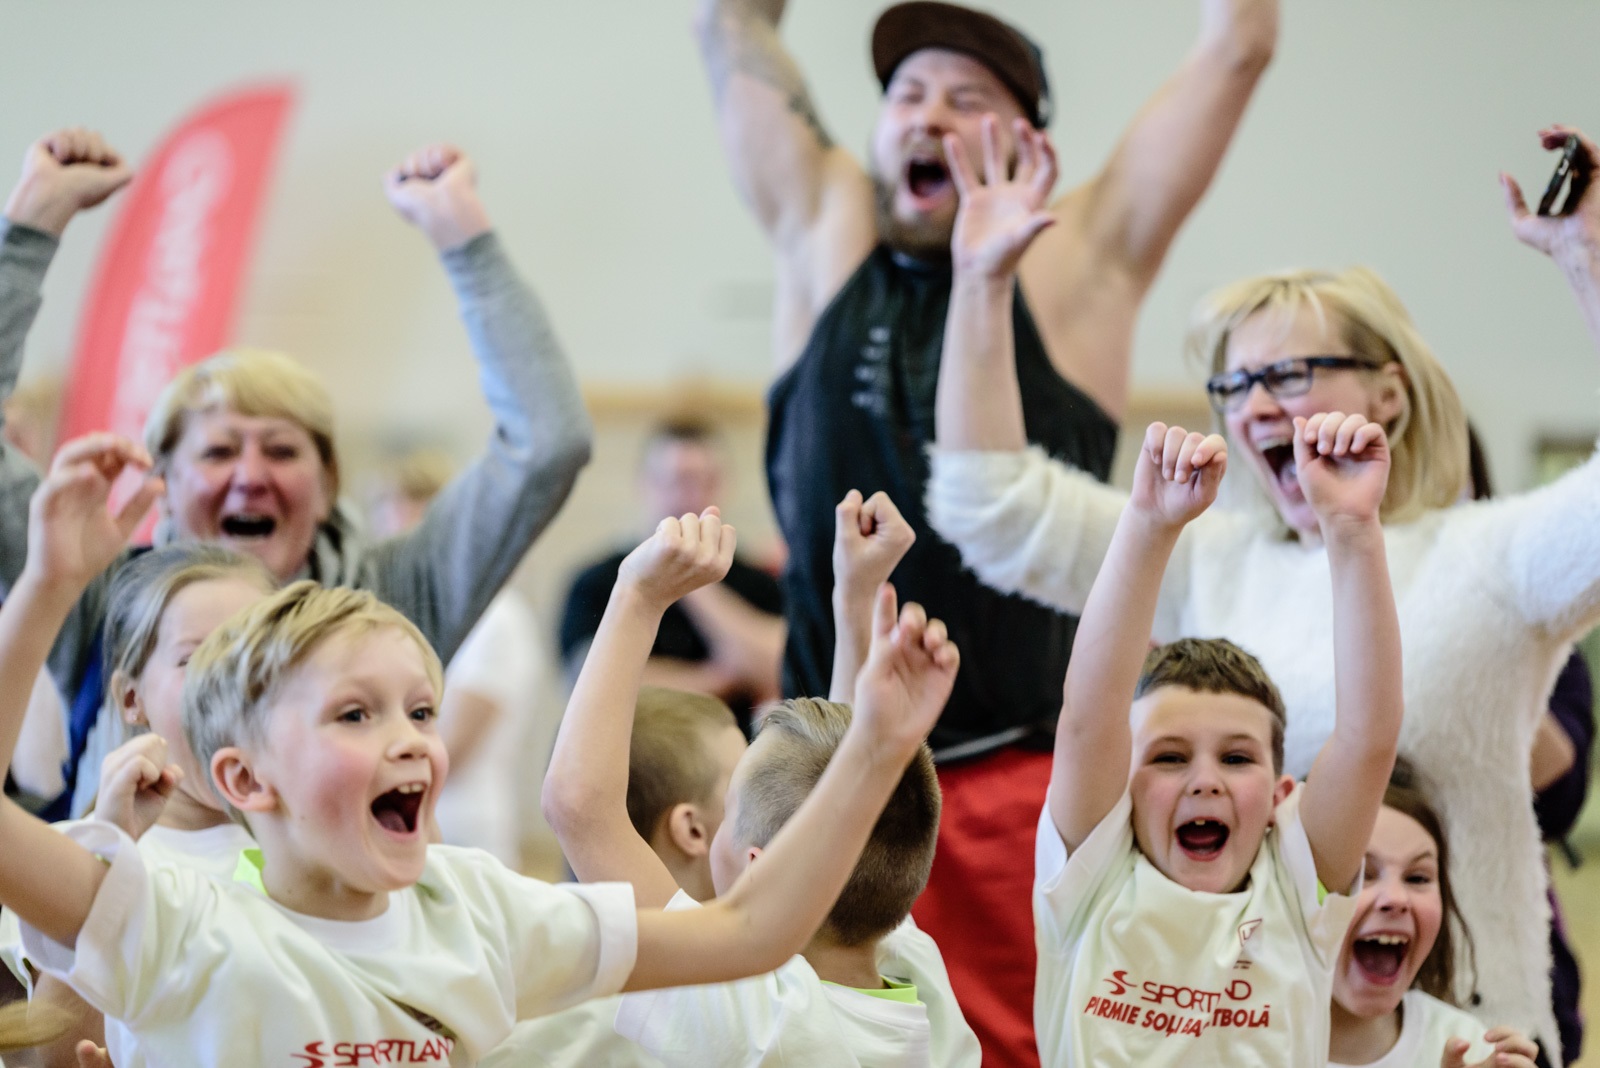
xmin=111 ymin=669 xmax=146 ymax=728
xmin=1371 ymin=364 xmax=1409 ymax=429
xmin=665 ymin=802 xmax=710 ymax=859
xmin=1269 ymin=774 xmax=1295 ymax=818
xmin=212 ymin=747 xmax=276 ymax=813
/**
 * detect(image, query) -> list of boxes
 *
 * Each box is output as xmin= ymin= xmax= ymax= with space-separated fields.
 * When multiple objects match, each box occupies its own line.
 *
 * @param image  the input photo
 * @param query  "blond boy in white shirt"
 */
xmin=1033 ymin=414 xmax=1403 ymax=1067
xmin=0 ymin=434 xmax=960 ymax=1068
xmin=542 ymin=496 xmax=980 ymax=1067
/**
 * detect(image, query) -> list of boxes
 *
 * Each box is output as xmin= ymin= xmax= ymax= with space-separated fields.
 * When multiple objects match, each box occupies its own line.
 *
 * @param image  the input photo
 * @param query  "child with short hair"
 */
xmin=542 ymin=496 xmax=980 ymax=1067
xmin=1329 ymin=759 xmax=1538 ymax=1068
xmin=1036 ymin=415 xmax=1404 ymax=1066
xmin=0 ymin=437 xmax=957 ymax=1068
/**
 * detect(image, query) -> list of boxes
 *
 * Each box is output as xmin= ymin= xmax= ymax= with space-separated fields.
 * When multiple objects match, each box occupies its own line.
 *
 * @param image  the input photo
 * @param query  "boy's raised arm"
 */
xmin=542 ymin=509 xmax=735 ymax=908
xmin=1294 ymin=414 xmax=1403 ymax=893
xmin=0 ymin=435 xmax=164 ymax=947
xmin=624 ymin=591 xmax=958 ymax=991
xmin=1050 ymin=424 xmax=1226 ymax=852
xmin=828 ymin=489 xmax=915 ymax=702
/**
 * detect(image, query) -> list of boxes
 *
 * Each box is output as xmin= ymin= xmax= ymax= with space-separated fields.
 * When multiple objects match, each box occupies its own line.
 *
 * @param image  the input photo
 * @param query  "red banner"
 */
xmin=57 ymin=83 xmax=295 ymax=447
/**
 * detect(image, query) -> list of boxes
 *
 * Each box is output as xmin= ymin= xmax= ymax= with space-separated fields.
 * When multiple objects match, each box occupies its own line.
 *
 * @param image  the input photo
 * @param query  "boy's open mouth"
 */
xmin=1350 ymin=934 xmax=1410 ymax=984
xmin=220 ymin=513 xmax=278 ymax=539
xmin=370 ymin=783 xmax=426 ymax=836
xmin=1175 ymin=818 xmax=1229 ymax=860
xmin=905 ymin=156 xmax=951 ymax=203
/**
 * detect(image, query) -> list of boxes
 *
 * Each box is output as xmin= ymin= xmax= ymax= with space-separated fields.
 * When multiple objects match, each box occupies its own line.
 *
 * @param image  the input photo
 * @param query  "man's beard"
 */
xmin=871 ymin=171 xmax=955 ymax=262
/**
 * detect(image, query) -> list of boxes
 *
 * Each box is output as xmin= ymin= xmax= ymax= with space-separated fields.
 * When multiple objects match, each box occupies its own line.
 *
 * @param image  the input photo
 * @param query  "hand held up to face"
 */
xmin=92 ymin=733 xmax=182 ymax=841
xmin=1501 ymin=125 xmax=1600 ymax=265
xmin=25 ymin=434 xmax=164 ymax=592
xmin=3 ymin=128 xmax=133 ymax=236
xmin=851 ymin=586 xmax=959 ymax=763
xmin=1291 ymin=412 xmax=1390 ymax=535
xmin=1127 ymin=422 xmax=1228 ymax=531
xmin=832 ymin=489 xmax=916 ymax=603
xmin=947 ymin=116 xmax=1058 ymax=280
xmin=1438 ymin=1027 xmax=1539 ymax=1068
xmin=617 ymin=507 xmax=737 ymax=613
xmin=383 ymin=143 xmax=492 ymax=253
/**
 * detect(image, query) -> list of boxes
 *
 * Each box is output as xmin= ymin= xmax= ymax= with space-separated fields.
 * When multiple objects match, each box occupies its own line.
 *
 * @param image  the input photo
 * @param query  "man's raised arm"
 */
xmin=692 ymin=0 xmax=865 ymax=248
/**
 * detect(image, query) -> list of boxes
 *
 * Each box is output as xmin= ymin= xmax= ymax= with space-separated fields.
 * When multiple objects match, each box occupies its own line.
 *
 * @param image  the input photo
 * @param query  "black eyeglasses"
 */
xmin=1205 ymin=356 xmax=1378 ymax=412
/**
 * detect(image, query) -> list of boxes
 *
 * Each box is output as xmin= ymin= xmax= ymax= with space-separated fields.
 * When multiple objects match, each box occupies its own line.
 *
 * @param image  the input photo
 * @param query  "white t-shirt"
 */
xmin=0 ymin=818 xmax=256 ymax=993
xmin=1330 ymin=991 xmax=1493 ymax=1068
xmin=21 ymin=822 xmax=637 ymax=1067
xmin=1034 ymin=785 xmax=1357 ymax=1068
xmin=481 ymin=997 xmax=663 ymax=1067
xmin=436 ymin=591 xmax=557 ymax=864
xmin=615 ymin=891 xmax=980 ymax=1068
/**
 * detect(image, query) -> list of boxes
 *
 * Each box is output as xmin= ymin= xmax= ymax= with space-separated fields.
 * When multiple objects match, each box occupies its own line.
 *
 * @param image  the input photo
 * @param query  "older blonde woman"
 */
xmin=0 ymin=129 xmax=592 ymax=816
xmin=926 ymin=124 xmax=1600 ymax=1060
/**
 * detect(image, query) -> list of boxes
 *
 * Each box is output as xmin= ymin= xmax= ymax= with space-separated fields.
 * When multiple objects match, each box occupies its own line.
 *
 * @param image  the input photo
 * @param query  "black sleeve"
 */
xmin=722 ymin=558 xmax=785 ymax=617
xmin=1535 ymin=648 xmax=1596 ymax=842
xmin=558 ymin=555 xmax=625 ymax=662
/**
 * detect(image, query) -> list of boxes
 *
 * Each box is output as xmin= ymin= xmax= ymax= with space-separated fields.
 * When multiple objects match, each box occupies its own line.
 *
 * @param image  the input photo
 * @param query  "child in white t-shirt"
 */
xmin=542 ymin=494 xmax=980 ymax=1067
xmin=1329 ymin=760 xmax=1537 ymax=1068
xmin=485 ymin=686 xmax=747 ymax=1067
xmin=0 ymin=541 xmax=274 ymax=1063
xmin=0 ymin=434 xmax=959 ymax=1068
xmin=1035 ymin=416 xmax=1404 ymax=1067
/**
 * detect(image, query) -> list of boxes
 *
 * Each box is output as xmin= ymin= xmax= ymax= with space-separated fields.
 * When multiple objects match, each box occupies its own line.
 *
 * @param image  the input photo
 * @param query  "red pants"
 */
xmin=912 ymin=747 xmax=1052 ymax=1068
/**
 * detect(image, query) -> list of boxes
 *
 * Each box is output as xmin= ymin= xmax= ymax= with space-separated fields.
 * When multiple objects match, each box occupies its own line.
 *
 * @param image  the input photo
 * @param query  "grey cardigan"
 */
xmin=0 ymin=220 xmax=593 ymax=814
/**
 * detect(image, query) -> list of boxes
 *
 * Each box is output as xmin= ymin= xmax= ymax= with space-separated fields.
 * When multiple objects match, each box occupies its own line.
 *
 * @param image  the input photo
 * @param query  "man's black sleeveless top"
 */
xmin=766 ymin=245 xmax=1118 ymax=758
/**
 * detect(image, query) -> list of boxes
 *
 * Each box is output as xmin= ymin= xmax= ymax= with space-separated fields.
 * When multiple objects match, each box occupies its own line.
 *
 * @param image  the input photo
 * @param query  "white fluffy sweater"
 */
xmin=927 ymin=445 xmax=1600 ymax=1062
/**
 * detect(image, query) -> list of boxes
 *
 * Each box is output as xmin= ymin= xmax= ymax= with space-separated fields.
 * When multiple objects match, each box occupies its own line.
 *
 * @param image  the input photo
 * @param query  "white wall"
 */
xmin=3 ymin=0 xmax=1598 ymax=495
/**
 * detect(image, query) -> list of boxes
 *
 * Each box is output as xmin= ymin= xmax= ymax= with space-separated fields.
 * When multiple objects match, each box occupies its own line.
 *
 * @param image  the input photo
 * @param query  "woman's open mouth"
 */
xmin=220 ymin=513 xmax=278 ymax=540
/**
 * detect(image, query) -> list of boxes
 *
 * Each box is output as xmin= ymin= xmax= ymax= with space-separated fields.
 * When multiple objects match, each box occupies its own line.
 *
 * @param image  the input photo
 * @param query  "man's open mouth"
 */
xmin=905 ymin=155 xmax=952 ymax=202
xmin=220 ymin=513 xmax=278 ymax=539
xmin=371 ymin=783 xmax=426 ymax=836
xmin=1350 ymin=933 xmax=1410 ymax=984
xmin=1175 ymin=818 xmax=1229 ymax=860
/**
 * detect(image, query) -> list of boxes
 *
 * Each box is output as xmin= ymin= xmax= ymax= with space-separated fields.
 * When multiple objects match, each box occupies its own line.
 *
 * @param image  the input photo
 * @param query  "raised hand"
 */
xmin=1501 ymin=125 xmax=1600 ymax=265
xmin=25 ymin=434 xmax=163 ymax=590
xmin=1292 ymin=412 xmax=1389 ymax=534
xmin=3 ymin=128 xmax=133 ymax=236
xmin=1127 ymin=422 xmax=1227 ymax=530
xmin=1439 ymin=1026 xmax=1539 ymax=1068
xmin=92 ymin=733 xmax=181 ymax=841
xmin=617 ymin=507 xmax=737 ymax=613
xmin=383 ymin=144 xmax=492 ymax=252
xmin=947 ymin=116 xmax=1057 ymax=279
xmin=851 ymin=588 xmax=959 ymax=762
xmin=832 ymin=489 xmax=916 ymax=605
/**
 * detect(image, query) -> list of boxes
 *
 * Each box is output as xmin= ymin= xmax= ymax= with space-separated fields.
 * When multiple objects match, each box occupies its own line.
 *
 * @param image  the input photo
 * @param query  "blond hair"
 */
xmin=1187 ymin=266 xmax=1468 ymax=526
xmin=628 ymin=687 xmax=740 ymax=840
xmin=143 ymin=348 xmax=340 ymax=493
xmin=105 ymin=544 xmax=276 ymax=744
xmin=733 ymin=698 xmax=940 ymax=947
xmin=183 ymin=582 xmax=442 ymax=815
xmin=0 ymin=998 xmax=73 ymax=1054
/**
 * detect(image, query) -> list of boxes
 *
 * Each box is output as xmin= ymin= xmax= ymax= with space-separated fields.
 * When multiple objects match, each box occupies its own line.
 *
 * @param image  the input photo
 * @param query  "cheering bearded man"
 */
xmin=694 ymin=1 xmax=1276 ymax=1063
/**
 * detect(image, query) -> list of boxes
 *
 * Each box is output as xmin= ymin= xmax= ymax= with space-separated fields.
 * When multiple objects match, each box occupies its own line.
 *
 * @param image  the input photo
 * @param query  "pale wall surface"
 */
xmin=2 ymin=1 xmax=1598 ymax=609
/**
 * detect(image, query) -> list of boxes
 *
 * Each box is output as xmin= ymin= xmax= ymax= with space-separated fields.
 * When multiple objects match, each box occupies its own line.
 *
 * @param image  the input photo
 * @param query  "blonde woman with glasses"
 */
xmin=926 ymin=124 xmax=1600 ymax=1063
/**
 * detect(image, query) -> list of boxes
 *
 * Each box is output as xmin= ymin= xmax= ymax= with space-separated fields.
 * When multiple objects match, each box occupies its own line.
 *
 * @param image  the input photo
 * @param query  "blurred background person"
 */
xmin=560 ymin=418 xmax=783 ymax=731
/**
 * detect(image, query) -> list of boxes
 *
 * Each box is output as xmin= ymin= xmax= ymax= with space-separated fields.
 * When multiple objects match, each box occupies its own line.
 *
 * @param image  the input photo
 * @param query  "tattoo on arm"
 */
xmin=700 ymin=0 xmax=834 ymax=151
